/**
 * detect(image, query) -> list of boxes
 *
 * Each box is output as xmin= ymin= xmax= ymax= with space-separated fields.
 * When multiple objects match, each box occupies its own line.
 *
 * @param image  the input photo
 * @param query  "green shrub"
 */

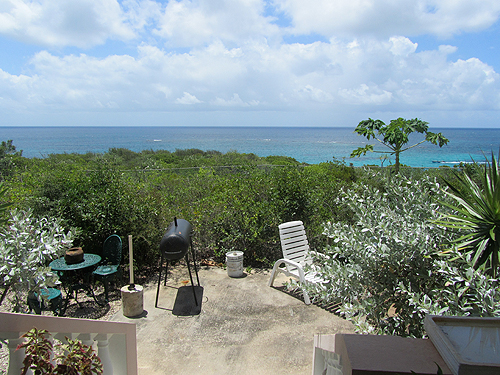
xmin=0 ymin=209 xmax=77 ymax=311
xmin=305 ymin=170 xmax=500 ymax=337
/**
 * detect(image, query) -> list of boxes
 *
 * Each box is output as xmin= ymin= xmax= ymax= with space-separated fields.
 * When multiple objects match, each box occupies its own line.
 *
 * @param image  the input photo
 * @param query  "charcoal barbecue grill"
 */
xmin=155 ymin=217 xmax=200 ymax=307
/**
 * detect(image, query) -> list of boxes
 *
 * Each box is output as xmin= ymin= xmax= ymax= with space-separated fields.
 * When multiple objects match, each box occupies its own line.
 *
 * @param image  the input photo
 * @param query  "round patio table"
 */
xmin=50 ymin=253 xmax=104 ymax=313
xmin=50 ymin=253 xmax=101 ymax=272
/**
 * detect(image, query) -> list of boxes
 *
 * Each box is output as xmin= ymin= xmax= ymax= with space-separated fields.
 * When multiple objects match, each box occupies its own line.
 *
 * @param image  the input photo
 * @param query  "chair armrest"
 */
xmin=273 ymin=258 xmax=303 ymax=270
xmin=269 ymin=258 xmax=306 ymax=284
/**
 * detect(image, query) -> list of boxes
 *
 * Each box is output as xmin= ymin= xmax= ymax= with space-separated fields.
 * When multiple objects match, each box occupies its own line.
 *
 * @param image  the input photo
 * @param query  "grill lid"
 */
xmin=160 ymin=218 xmax=192 ymax=260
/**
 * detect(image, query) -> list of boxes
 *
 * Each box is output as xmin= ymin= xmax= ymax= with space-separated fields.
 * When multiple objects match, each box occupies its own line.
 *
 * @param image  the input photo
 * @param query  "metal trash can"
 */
xmin=226 ymin=251 xmax=244 ymax=277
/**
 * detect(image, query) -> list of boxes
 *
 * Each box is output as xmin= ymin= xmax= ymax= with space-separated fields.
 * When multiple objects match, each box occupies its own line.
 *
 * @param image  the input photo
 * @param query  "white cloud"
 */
xmin=153 ymin=0 xmax=281 ymax=47
xmin=0 ymin=0 xmax=142 ymax=48
xmin=0 ymin=0 xmax=499 ymax=123
xmin=296 ymin=85 xmax=334 ymax=103
xmin=175 ymin=92 xmax=202 ymax=104
xmin=273 ymin=0 xmax=500 ymax=38
xmin=339 ymin=84 xmax=393 ymax=105
xmin=389 ymin=36 xmax=418 ymax=57
xmin=0 ymin=36 xmax=498 ymax=115
xmin=211 ymin=93 xmax=259 ymax=107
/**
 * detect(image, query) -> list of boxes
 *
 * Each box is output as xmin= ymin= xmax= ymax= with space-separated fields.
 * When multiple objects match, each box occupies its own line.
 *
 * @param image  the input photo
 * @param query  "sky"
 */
xmin=1 ymin=0 xmax=500 ymax=128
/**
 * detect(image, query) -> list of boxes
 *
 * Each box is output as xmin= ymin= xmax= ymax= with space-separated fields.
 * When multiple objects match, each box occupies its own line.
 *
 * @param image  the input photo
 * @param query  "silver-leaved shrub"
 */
xmin=304 ymin=170 xmax=500 ymax=337
xmin=0 ymin=209 xmax=77 ymax=312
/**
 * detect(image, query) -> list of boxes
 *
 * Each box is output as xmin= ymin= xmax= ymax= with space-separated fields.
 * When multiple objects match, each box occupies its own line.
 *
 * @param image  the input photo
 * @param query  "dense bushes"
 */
xmin=4 ymin=148 xmax=356 ymax=271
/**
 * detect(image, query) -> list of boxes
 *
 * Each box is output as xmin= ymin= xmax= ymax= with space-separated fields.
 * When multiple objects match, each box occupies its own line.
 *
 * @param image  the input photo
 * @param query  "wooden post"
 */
xmin=128 ymin=235 xmax=134 ymax=286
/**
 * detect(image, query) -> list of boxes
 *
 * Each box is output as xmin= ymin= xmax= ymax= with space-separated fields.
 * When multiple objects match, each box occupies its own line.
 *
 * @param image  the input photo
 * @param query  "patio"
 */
xmin=111 ymin=264 xmax=355 ymax=375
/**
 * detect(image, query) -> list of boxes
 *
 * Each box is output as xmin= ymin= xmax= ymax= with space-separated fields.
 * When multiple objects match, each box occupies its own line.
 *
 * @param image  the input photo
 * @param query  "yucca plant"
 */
xmin=437 ymin=152 xmax=500 ymax=277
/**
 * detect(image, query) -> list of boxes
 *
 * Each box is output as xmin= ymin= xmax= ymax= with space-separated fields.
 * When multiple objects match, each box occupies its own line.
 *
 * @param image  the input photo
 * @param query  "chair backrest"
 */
xmin=279 ymin=221 xmax=310 ymax=274
xmin=102 ymin=234 xmax=122 ymax=265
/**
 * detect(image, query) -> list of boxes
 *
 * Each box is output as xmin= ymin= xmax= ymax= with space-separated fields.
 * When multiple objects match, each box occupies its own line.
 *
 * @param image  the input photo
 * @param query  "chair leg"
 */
xmin=103 ymin=279 xmax=110 ymax=302
xmin=50 ymin=294 xmax=63 ymax=316
xmin=27 ymin=294 xmax=42 ymax=315
xmin=302 ymin=288 xmax=311 ymax=305
xmin=267 ymin=263 xmax=281 ymax=287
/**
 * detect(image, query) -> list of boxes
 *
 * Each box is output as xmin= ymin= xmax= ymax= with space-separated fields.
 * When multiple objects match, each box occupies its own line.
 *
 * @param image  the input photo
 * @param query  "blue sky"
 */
xmin=1 ymin=0 xmax=500 ymax=128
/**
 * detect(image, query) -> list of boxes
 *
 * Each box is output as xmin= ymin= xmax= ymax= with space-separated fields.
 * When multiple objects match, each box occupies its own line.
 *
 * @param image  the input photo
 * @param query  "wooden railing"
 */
xmin=0 ymin=312 xmax=137 ymax=375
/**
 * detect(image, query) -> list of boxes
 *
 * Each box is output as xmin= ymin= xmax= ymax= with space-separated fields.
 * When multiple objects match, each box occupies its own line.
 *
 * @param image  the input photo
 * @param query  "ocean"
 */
xmin=0 ymin=126 xmax=498 ymax=168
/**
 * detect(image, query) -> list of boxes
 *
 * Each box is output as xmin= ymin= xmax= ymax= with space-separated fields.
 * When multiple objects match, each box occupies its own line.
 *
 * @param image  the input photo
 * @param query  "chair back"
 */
xmin=102 ymin=234 xmax=122 ymax=265
xmin=279 ymin=221 xmax=310 ymax=274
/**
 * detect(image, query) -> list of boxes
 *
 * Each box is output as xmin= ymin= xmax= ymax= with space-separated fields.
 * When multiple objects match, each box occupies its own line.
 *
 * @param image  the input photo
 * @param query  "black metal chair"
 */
xmin=92 ymin=234 xmax=122 ymax=302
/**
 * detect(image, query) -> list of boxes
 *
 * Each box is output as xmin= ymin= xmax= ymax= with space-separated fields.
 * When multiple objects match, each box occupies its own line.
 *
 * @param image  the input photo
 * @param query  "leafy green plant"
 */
xmin=436 ymin=153 xmax=500 ymax=277
xmin=301 ymin=171 xmax=493 ymax=337
xmin=0 ymin=182 xmax=11 ymax=228
xmin=0 ymin=139 xmax=23 ymax=180
xmin=18 ymin=327 xmax=103 ymax=375
xmin=304 ymin=170 xmax=500 ymax=337
xmin=0 ymin=209 xmax=77 ymax=311
xmin=350 ymin=118 xmax=448 ymax=173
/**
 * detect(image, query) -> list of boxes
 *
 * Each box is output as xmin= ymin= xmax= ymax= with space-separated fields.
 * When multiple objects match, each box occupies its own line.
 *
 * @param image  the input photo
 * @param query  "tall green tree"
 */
xmin=350 ymin=118 xmax=449 ymax=173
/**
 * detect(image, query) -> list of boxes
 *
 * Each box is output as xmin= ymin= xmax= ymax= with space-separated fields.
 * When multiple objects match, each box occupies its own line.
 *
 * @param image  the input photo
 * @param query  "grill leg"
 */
xmin=164 ymin=260 xmax=170 ymax=286
xmin=155 ymin=254 xmax=164 ymax=308
xmin=185 ymin=254 xmax=198 ymax=306
xmin=190 ymin=238 xmax=200 ymax=286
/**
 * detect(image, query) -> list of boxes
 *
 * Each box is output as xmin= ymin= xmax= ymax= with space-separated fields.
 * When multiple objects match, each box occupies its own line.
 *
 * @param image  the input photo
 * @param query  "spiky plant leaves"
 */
xmin=436 ymin=152 xmax=500 ymax=276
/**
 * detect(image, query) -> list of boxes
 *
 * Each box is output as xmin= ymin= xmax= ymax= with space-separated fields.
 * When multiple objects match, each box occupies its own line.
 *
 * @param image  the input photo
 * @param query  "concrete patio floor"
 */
xmin=111 ymin=264 xmax=354 ymax=375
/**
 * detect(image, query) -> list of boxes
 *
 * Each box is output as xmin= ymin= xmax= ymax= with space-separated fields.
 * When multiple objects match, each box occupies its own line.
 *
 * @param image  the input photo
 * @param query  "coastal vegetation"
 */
xmin=0 ymin=146 xmax=358 ymax=269
xmin=0 ymin=140 xmax=498 ymax=338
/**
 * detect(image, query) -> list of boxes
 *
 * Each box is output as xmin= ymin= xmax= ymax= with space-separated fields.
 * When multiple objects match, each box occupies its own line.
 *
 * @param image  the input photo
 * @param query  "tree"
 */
xmin=350 ymin=118 xmax=449 ymax=173
xmin=0 ymin=140 xmax=22 ymax=157
xmin=436 ymin=153 xmax=500 ymax=277
xmin=0 ymin=139 xmax=22 ymax=179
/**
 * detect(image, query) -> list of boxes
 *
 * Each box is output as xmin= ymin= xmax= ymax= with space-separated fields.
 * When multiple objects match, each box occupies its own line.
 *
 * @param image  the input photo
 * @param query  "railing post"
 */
xmin=77 ymin=332 xmax=96 ymax=349
xmin=95 ymin=333 xmax=114 ymax=375
xmin=5 ymin=334 xmax=28 ymax=375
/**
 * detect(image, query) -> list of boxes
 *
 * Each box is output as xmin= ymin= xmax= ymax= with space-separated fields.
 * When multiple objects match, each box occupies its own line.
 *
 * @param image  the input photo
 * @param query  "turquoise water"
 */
xmin=0 ymin=126 xmax=498 ymax=167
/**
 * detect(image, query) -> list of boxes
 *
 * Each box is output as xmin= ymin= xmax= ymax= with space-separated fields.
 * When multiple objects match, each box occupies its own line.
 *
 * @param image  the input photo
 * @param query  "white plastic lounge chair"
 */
xmin=268 ymin=220 xmax=325 ymax=305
